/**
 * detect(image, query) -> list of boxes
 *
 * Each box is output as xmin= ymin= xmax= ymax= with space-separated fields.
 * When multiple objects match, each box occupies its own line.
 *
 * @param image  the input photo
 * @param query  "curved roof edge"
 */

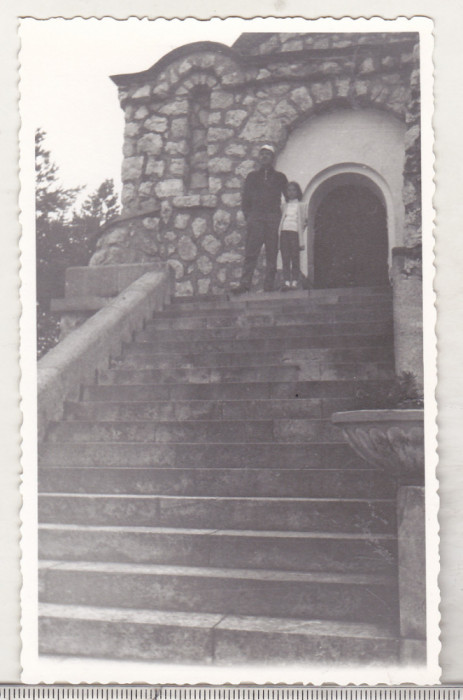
xmin=231 ymin=33 xmax=278 ymax=54
xmin=111 ymin=41 xmax=239 ymax=86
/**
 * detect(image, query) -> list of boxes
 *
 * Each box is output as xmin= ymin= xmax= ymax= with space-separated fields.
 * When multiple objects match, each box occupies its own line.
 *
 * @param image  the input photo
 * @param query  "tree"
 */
xmin=36 ymin=128 xmax=82 ymax=357
xmin=69 ymin=179 xmax=120 ymax=265
xmin=75 ymin=178 xmax=120 ymax=225
xmin=35 ymin=129 xmax=121 ymax=358
xmin=35 ymin=128 xmax=80 ymax=226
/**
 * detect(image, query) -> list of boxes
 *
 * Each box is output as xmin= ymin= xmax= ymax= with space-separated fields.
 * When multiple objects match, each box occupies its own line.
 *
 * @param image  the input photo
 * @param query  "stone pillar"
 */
xmin=392 ymin=38 xmax=423 ymax=390
xmin=397 ymin=485 xmax=427 ymax=664
xmin=391 ymin=245 xmax=423 ymax=389
xmin=51 ymin=263 xmax=166 ymax=339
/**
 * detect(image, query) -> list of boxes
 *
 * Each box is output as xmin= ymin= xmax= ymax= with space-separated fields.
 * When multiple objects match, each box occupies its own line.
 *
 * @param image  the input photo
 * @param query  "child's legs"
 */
xmin=289 ymin=232 xmax=300 ymax=281
xmin=280 ymin=231 xmax=292 ymax=282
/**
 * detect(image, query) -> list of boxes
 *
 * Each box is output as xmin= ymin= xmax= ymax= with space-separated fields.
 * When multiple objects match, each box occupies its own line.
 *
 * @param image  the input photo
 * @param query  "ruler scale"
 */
xmin=0 ymin=690 xmax=461 ymax=700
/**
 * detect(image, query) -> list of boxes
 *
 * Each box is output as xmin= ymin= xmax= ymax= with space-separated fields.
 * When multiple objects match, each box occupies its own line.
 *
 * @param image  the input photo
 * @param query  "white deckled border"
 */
xmin=16 ymin=13 xmax=440 ymax=685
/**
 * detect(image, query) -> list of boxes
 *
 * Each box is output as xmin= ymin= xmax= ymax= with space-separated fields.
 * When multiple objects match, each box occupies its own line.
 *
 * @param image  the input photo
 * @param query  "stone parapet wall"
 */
xmin=38 ymin=265 xmax=174 ymax=440
xmin=91 ymin=33 xmax=420 ymax=295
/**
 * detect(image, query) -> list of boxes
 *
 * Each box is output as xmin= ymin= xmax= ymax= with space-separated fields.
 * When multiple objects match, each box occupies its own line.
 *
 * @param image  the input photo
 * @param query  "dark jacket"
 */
xmin=242 ymin=166 xmax=288 ymax=220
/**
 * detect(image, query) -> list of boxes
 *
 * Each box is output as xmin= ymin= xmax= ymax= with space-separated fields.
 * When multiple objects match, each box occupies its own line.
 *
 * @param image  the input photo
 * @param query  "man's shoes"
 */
xmin=291 ymin=280 xmax=298 ymax=289
xmin=230 ymin=284 xmax=250 ymax=295
xmin=281 ymin=281 xmax=291 ymax=292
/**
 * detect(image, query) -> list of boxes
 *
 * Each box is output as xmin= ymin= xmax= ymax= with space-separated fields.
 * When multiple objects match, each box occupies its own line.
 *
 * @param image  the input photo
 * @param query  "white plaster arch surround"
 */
xmin=275 ymin=108 xmax=406 ymax=281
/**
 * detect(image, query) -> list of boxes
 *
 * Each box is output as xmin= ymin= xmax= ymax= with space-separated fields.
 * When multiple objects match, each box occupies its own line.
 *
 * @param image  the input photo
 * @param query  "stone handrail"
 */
xmin=37 ymin=264 xmax=174 ymax=442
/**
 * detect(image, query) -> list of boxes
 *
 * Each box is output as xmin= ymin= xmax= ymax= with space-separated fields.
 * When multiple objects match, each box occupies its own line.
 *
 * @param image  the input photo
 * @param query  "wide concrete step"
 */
xmin=39 ymin=561 xmax=397 ymax=626
xmin=116 ymin=345 xmax=394 ymax=370
xmin=39 ymin=467 xmax=396 ymax=499
xmin=136 ymin=321 xmax=392 ymax=343
xmin=63 ymin=397 xmax=358 ymax=422
xmin=39 ymin=524 xmax=397 ymax=574
xmin=38 ymin=602 xmax=399 ymax=664
xmin=98 ymin=362 xmax=393 ymax=385
xmin=149 ymin=306 xmax=393 ymax=329
xmin=39 ymin=441 xmax=357 ymax=469
xmin=46 ymin=419 xmax=343 ymax=445
xmin=39 ymin=494 xmax=395 ymax=533
xmin=126 ymin=332 xmax=392 ymax=355
xmin=162 ymin=296 xmax=392 ymax=315
xmin=81 ymin=378 xmax=388 ymax=402
xmin=169 ymin=286 xmax=392 ymax=311
xmin=98 ymin=365 xmax=300 ymax=385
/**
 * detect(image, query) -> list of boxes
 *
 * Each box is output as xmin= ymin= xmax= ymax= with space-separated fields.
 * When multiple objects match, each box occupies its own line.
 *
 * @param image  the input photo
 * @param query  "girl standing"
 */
xmin=278 ymin=181 xmax=308 ymax=290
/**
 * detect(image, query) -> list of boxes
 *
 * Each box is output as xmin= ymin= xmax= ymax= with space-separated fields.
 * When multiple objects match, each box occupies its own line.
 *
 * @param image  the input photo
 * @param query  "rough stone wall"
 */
xmin=402 ymin=40 xmax=422 ymax=247
xmin=91 ymin=33 xmax=419 ymax=296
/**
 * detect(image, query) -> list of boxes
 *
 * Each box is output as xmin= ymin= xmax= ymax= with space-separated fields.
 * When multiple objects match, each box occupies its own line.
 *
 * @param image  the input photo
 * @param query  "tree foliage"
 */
xmin=35 ymin=128 xmax=120 ymax=358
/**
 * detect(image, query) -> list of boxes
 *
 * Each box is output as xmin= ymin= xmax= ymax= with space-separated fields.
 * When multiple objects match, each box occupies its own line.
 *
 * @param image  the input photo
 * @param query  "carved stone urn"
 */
xmin=331 ymin=409 xmax=424 ymax=485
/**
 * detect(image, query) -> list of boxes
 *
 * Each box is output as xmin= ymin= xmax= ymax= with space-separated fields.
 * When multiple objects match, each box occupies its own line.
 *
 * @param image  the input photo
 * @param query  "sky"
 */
xmin=19 ymin=18 xmax=242 ymax=207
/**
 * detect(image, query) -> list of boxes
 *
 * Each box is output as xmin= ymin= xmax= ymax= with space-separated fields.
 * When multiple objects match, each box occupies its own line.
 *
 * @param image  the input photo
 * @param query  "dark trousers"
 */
xmin=280 ymin=230 xmax=300 ymax=282
xmin=240 ymin=214 xmax=280 ymax=290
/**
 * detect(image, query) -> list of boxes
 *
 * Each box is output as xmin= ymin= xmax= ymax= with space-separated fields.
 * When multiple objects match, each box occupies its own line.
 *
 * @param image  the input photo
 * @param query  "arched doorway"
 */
xmin=311 ymin=177 xmax=389 ymax=289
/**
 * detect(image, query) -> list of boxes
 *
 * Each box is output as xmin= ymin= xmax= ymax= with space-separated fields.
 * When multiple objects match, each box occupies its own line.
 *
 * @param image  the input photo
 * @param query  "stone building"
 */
xmin=90 ymin=31 xmax=421 ymax=296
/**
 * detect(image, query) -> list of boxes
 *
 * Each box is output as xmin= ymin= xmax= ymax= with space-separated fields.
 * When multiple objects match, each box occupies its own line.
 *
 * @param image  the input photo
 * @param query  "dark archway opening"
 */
xmin=313 ymin=184 xmax=389 ymax=288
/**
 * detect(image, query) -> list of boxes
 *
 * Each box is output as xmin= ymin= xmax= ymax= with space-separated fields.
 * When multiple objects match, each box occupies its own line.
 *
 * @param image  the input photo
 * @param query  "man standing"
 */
xmin=231 ymin=144 xmax=288 ymax=294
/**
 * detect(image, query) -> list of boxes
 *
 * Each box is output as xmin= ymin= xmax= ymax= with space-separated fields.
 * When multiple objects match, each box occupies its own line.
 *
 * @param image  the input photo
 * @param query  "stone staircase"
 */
xmin=38 ymin=285 xmax=401 ymax=666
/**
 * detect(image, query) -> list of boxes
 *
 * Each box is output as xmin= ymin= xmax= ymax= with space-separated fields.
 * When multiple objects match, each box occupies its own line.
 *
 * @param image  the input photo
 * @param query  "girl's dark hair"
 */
xmin=285 ymin=181 xmax=303 ymax=201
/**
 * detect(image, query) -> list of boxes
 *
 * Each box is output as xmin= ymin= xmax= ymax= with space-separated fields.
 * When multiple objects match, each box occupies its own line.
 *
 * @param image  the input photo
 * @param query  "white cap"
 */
xmin=259 ymin=144 xmax=275 ymax=154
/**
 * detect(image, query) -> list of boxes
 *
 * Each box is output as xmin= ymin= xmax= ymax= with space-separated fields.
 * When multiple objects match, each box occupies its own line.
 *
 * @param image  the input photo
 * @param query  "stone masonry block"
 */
xmin=197 ymin=255 xmax=213 ymax=275
xmin=200 ymin=195 xmax=218 ymax=208
xmin=217 ymin=251 xmax=241 ymax=263
xmin=209 ymin=157 xmax=233 ymax=174
xmin=224 ymin=110 xmax=248 ymax=128
xmin=202 ymin=235 xmax=221 ymax=256
xmin=122 ymin=141 xmax=135 ymax=157
xmin=208 ymin=127 xmax=235 ymax=142
xmin=208 ymin=177 xmax=223 ymax=194
xmin=121 ymin=157 xmax=144 ymax=182
xmin=137 ymin=133 xmax=163 ymax=156
xmin=169 ymin=159 xmax=186 ymax=177
xmin=311 ymin=82 xmax=334 ymax=103
xmin=225 ymin=231 xmax=242 ymax=247
xmin=142 ymin=218 xmax=160 ymax=231
xmin=221 ymin=193 xmax=241 ymax=207
xmin=131 ymin=85 xmax=151 ymax=99
xmin=121 ymin=183 xmax=136 ymax=206
xmin=225 ymin=177 xmax=242 ymax=189
xmin=225 ymin=143 xmax=248 ymax=157
xmin=168 ymin=259 xmax=184 ymax=280
xmin=171 ymin=118 xmax=189 ymax=138
xmin=197 ymin=278 xmax=211 ymax=295
xmin=290 ymin=86 xmax=313 ymax=112
xmin=176 ymin=280 xmax=194 ymax=296
xmin=144 ymin=115 xmax=168 ymax=133
xmin=138 ymin=181 xmax=154 ymax=197
xmin=174 ymin=214 xmax=190 ymax=230
xmin=192 ymin=218 xmax=208 ymax=238
xmin=145 ymin=158 xmax=165 ymax=177
xmin=178 ymin=236 xmax=198 ymax=261
xmin=213 ymin=209 xmax=231 ymax=234
xmin=134 ymin=106 xmax=149 ymax=120
xmin=172 ymin=195 xmax=201 ymax=208
xmin=124 ymin=122 xmax=140 ymax=138
xmin=159 ymin=99 xmax=189 ymax=116
xmin=155 ymin=179 xmax=184 ymax=198
xmin=210 ymin=92 xmax=233 ymax=109
xmin=165 ymin=140 xmax=188 ymax=155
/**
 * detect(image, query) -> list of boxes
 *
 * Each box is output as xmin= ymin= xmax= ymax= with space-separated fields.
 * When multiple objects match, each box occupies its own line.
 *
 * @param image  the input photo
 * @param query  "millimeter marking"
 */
xmin=0 ymin=689 xmax=461 ymax=700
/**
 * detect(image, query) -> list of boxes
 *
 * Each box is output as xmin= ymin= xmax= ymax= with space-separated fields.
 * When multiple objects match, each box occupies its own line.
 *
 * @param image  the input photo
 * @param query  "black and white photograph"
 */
xmin=18 ymin=15 xmax=438 ymax=684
